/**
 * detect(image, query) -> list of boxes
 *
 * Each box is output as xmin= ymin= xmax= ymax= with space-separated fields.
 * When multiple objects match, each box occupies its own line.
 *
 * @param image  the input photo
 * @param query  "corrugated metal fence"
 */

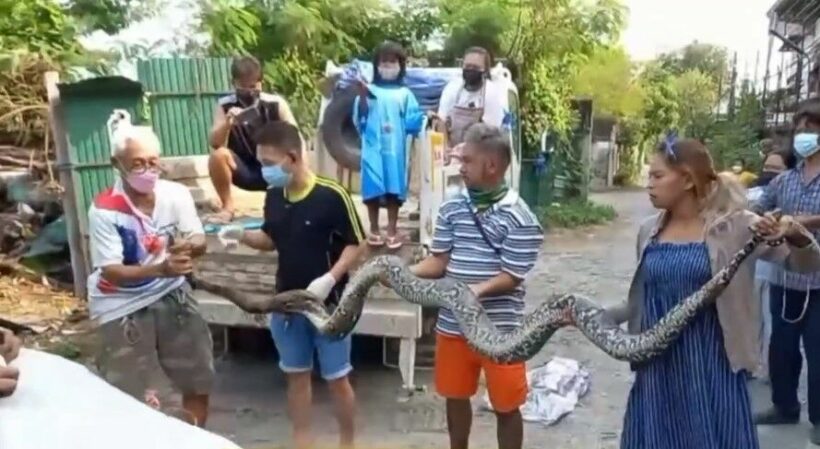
xmin=137 ymin=58 xmax=234 ymax=157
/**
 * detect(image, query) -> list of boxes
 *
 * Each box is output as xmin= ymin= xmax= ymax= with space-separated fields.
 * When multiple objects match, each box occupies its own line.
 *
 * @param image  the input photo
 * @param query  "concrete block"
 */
xmin=171 ymin=177 xmax=220 ymax=207
xmin=160 ymin=156 xmax=211 ymax=180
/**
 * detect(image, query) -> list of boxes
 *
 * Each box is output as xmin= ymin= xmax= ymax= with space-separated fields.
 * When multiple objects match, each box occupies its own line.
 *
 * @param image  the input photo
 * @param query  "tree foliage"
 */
xmin=0 ymin=0 xmax=81 ymax=57
xmin=709 ymin=84 xmax=764 ymax=170
xmin=65 ymin=0 xmax=134 ymax=35
xmin=674 ymin=69 xmax=718 ymax=141
xmin=438 ymin=0 xmax=512 ymax=62
xmin=513 ymin=0 xmax=626 ymax=139
xmin=658 ymin=41 xmax=730 ymax=85
xmin=573 ymin=46 xmax=644 ymax=118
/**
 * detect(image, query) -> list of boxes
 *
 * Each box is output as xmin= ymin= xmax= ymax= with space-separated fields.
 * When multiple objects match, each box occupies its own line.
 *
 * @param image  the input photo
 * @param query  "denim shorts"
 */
xmin=269 ymin=313 xmax=353 ymax=381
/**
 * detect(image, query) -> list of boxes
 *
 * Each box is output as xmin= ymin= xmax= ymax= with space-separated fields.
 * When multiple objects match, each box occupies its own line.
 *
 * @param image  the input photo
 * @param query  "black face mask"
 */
xmin=236 ymin=88 xmax=259 ymax=107
xmin=756 ymin=171 xmax=780 ymax=187
xmin=462 ymin=68 xmax=485 ymax=90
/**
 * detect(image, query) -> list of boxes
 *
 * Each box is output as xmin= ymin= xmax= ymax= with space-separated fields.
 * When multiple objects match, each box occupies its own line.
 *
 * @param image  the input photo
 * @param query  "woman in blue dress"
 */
xmin=353 ymin=41 xmax=424 ymax=250
xmin=605 ymin=137 xmax=820 ymax=449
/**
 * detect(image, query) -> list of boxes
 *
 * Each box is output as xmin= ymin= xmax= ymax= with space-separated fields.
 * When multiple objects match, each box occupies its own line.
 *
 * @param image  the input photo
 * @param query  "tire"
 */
xmin=319 ymin=86 xmax=362 ymax=171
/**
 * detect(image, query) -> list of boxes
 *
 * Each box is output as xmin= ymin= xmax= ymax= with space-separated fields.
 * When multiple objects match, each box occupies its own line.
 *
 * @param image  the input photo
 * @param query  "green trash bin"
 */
xmin=519 ymin=157 xmax=554 ymax=208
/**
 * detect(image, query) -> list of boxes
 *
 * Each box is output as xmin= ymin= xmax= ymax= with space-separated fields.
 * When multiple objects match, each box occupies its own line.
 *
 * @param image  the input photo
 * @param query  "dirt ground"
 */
xmin=180 ymin=189 xmax=813 ymax=449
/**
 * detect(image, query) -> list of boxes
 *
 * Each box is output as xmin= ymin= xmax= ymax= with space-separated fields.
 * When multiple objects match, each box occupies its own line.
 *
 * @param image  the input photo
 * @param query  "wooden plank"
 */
xmin=45 ymin=71 xmax=88 ymax=299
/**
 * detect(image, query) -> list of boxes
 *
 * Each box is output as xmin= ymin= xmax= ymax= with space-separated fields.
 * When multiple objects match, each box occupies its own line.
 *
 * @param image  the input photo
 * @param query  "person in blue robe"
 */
xmin=353 ymin=41 xmax=424 ymax=250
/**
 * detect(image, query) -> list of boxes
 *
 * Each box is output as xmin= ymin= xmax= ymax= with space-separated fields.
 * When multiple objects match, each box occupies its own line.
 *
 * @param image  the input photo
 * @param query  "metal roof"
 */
xmin=769 ymin=0 xmax=820 ymax=26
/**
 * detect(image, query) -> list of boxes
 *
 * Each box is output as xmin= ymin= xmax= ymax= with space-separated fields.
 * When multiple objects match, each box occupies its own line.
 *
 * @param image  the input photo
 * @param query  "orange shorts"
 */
xmin=434 ymin=332 xmax=528 ymax=413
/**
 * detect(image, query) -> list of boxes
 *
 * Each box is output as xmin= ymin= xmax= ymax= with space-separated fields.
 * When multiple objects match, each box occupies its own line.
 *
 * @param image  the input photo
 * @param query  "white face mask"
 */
xmin=378 ymin=64 xmax=400 ymax=81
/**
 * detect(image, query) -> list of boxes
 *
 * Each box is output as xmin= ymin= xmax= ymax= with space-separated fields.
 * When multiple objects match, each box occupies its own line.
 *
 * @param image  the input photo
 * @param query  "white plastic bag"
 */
xmin=482 ymin=357 xmax=590 ymax=426
xmin=0 ymin=349 xmax=241 ymax=449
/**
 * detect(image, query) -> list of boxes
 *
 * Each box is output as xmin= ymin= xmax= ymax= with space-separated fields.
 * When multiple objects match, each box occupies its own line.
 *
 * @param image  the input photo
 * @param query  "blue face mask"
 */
xmin=794 ymin=132 xmax=820 ymax=158
xmin=261 ymin=164 xmax=291 ymax=187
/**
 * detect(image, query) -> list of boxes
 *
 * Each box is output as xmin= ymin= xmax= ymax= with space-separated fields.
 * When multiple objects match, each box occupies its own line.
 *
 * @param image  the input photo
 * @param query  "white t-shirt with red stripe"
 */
xmin=85 ymin=178 xmax=204 ymax=324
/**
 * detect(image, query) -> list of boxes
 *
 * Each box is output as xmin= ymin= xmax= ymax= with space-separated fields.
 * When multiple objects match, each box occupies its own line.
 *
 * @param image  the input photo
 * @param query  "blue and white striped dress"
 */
xmin=620 ymin=240 xmax=759 ymax=449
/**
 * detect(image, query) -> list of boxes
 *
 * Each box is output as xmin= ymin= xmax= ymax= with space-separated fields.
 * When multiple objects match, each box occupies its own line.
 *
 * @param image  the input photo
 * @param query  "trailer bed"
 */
xmin=191 ymin=194 xmax=425 ymax=391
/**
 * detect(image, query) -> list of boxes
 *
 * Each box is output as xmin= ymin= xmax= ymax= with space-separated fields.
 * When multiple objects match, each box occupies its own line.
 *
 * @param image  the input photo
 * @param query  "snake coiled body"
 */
xmin=197 ymin=234 xmax=771 ymax=364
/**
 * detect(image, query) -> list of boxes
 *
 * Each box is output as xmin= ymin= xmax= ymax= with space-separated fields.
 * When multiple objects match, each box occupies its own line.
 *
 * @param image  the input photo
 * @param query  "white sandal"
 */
xmin=386 ymin=234 xmax=403 ymax=250
xmin=367 ymin=233 xmax=385 ymax=247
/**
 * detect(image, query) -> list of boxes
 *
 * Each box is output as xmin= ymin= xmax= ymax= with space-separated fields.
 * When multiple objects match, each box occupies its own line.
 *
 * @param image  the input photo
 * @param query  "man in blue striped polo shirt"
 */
xmin=755 ymin=98 xmax=820 ymax=445
xmin=410 ymin=123 xmax=544 ymax=449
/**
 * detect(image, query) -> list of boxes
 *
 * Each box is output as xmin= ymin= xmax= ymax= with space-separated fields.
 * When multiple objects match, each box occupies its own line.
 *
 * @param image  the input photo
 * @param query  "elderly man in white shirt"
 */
xmin=434 ymin=46 xmax=510 ymax=157
xmin=86 ymin=112 xmax=213 ymax=426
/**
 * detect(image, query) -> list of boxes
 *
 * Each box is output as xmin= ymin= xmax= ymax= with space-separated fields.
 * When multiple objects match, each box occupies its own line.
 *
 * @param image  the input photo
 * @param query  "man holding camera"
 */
xmin=207 ymin=55 xmax=298 ymax=224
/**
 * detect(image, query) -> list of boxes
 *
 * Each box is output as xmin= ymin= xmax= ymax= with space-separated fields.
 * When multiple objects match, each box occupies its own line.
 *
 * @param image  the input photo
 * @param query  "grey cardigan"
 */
xmin=606 ymin=209 xmax=820 ymax=373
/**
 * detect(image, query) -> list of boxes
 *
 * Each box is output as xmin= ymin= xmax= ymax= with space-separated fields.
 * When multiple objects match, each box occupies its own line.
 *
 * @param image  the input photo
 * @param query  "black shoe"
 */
xmin=754 ymin=407 xmax=800 ymax=425
xmin=811 ymin=425 xmax=820 ymax=446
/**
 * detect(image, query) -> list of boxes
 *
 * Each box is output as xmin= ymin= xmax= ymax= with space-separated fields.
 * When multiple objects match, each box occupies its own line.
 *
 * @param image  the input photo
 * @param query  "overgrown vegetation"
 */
xmin=539 ymin=200 xmax=618 ymax=228
xmin=0 ymin=0 xmax=120 ymax=150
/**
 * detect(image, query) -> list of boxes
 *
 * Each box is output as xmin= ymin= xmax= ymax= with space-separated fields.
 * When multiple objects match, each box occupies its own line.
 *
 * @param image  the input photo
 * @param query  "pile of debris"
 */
xmin=0 ymin=52 xmax=83 ymax=339
xmin=0 ymin=261 xmax=84 ymax=335
xmin=0 ymin=165 xmax=78 ymax=336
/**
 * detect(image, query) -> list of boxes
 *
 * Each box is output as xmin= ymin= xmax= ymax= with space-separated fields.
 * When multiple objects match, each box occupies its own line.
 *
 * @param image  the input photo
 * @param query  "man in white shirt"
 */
xmin=87 ymin=117 xmax=213 ymax=426
xmin=435 ymin=47 xmax=510 ymax=152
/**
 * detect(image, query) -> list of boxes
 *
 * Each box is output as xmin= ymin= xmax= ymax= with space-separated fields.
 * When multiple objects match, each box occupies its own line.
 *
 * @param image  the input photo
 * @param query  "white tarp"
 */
xmin=482 ymin=357 xmax=590 ymax=426
xmin=0 ymin=349 xmax=241 ymax=449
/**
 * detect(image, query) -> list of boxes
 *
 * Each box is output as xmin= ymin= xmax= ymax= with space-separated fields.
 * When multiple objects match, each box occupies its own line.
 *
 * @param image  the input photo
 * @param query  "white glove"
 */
xmin=217 ymin=224 xmax=244 ymax=250
xmin=306 ymin=272 xmax=337 ymax=302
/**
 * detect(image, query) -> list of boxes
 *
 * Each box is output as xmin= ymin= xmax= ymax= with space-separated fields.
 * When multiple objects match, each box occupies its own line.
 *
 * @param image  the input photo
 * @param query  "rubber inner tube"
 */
xmin=320 ymin=86 xmax=362 ymax=171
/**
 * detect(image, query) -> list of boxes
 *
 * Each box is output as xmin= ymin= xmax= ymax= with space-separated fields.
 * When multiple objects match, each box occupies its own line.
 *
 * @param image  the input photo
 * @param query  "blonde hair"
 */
xmin=702 ymin=172 xmax=748 ymax=217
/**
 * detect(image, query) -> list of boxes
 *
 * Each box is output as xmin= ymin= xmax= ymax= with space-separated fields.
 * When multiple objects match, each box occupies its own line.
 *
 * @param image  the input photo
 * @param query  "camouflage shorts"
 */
xmin=97 ymin=284 xmax=215 ymax=398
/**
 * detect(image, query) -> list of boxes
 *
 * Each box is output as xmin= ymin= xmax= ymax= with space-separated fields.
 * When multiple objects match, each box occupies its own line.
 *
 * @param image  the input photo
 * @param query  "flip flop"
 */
xmin=367 ymin=233 xmax=385 ymax=247
xmin=203 ymin=209 xmax=235 ymax=225
xmin=386 ymin=234 xmax=403 ymax=250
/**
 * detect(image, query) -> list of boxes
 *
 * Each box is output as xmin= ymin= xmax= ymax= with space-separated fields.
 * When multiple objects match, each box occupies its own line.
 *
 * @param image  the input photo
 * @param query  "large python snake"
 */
xmin=195 ymin=233 xmax=776 ymax=364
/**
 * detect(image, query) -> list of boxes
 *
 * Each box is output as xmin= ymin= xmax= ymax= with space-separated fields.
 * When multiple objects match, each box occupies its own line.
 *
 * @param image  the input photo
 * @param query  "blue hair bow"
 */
xmin=663 ymin=130 xmax=678 ymax=159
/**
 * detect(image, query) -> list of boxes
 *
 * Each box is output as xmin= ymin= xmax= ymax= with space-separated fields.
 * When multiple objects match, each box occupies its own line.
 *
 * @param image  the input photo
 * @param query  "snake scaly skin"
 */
xmin=197 ymin=234 xmax=775 ymax=364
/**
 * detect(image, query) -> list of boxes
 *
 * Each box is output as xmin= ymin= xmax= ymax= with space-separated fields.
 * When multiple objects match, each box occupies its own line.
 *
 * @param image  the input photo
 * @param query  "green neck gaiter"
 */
xmin=468 ymin=182 xmax=509 ymax=212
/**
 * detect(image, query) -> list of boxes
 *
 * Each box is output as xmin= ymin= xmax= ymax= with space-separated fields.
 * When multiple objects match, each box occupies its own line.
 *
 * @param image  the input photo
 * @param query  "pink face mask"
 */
xmin=125 ymin=171 xmax=159 ymax=194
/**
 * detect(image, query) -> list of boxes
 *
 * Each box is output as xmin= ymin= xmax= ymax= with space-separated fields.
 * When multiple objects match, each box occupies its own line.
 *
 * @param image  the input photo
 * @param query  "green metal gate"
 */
xmin=137 ymin=57 xmax=234 ymax=157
